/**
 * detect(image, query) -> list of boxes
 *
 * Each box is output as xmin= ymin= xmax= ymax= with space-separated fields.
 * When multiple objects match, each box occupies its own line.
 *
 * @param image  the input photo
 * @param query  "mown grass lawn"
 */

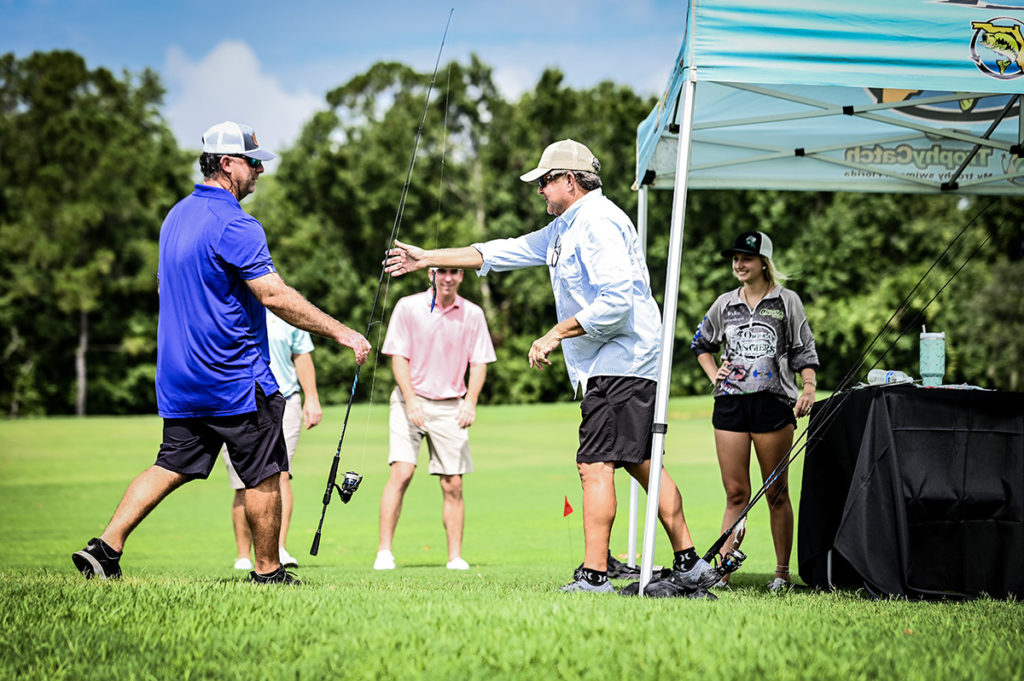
xmin=1 ymin=396 xmax=1021 ymax=681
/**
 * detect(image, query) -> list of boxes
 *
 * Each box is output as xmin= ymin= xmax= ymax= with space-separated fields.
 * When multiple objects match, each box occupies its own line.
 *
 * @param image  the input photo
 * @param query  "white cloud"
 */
xmin=157 ymin=29 xmax=679 ymax=167
xmin=491 ymin=63 xmax=540 ymax=100
xmin=486 ymin=40 xmax=674 ymax=102
xmin=163 ymin=41 xmax=323 ymax=162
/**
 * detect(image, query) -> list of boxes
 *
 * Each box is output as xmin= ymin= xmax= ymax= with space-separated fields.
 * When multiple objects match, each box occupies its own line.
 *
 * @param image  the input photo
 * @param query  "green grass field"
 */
xmin=1 ymin=396 xmax=1021 ymax=681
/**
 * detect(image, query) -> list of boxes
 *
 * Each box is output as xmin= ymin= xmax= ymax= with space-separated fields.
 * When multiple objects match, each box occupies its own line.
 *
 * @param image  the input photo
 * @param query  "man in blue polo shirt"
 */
xmin=72 ymin=121 xmax=371 ymax=585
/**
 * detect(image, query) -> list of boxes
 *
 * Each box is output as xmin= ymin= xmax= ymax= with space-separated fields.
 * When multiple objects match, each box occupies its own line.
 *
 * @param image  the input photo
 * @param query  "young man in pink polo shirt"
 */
xmin=374 ymin=267 xmax=496 ymax=571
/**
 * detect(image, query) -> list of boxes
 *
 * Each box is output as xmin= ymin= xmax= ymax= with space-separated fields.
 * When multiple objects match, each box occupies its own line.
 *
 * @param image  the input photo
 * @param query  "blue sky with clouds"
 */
xmin=1 ymin=0 xmax=684 ymax=155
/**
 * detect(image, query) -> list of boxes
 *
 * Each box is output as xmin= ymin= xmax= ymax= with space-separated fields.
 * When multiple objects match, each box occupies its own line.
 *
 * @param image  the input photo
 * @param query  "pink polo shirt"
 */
xmin=381 ymin=290 xmax=496 ymax=400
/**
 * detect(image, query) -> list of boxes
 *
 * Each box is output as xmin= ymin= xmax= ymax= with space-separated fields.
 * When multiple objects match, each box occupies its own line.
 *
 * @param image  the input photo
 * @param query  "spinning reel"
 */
xmin=335 ymin=471 xmax=363 ymax=504
xmin=715 ymin=547 xmax=747 ymax=577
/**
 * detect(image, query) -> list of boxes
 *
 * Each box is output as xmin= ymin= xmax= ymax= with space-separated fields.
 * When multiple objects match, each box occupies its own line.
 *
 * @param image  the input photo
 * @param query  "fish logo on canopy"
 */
xmin=866 ymin=87 xmax=1018 ymax=122
xmin=1003 ymin=152 xmax=1024 ymax=187
xmin=970 ymin=17 xmax=1024 ymax=80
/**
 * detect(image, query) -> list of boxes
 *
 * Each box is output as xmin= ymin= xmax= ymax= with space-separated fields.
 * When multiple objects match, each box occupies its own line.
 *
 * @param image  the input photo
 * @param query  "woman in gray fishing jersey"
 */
xmin=691 ymin=231 xmax=818 ymax=591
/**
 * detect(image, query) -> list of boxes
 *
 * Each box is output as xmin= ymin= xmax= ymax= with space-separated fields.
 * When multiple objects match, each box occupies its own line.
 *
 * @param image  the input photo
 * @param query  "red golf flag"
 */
xmin=563 ymin=495 xmax=574 ymax=517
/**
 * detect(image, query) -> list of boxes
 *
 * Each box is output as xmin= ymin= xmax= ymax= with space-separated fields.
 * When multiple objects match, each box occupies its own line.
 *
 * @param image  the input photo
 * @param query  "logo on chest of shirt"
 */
xmin=726 ymin=322 xmax=778 ymax=363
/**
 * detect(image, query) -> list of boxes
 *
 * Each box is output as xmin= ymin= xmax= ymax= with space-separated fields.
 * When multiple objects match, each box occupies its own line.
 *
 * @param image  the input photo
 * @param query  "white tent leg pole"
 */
xmin=640 ymin=72 xmax=697 ymax=594
xmin=628 ymin=185 xmax=650 ymax=568
xmin=628 ymin=481 xmax=639 ymax=567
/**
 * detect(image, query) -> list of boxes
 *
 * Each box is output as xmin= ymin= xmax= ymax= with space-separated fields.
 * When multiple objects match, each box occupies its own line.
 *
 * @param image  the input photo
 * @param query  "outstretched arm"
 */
xmin=384 ymin=239 xmax=484 ymax=276
xmin=246 ymin=272 xmax=371 ymax=365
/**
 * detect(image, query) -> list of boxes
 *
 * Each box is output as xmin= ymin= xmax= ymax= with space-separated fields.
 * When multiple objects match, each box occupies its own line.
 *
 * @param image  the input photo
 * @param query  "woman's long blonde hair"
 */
xmin=762 ymin=256 xmax=789 ymax=288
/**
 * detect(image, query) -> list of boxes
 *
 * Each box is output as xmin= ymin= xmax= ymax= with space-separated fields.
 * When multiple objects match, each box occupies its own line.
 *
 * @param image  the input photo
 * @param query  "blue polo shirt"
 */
xmin=156 ymin=184 xmax=279 ymax=418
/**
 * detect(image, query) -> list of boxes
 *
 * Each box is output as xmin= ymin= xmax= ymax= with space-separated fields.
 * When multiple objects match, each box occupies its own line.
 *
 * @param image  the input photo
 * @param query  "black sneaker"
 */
xmin=606 ymin=553 xmax=641 ymax=580
xmin=72 ymin=537 xmax=122 ymax=580
xmin=249 ymin=566 xmax=301 ymax=585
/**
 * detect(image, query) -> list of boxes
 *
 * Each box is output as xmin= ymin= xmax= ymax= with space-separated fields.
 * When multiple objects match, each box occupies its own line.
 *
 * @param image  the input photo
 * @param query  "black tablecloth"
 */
xmin=798 ymin=384 xmax=1024 ymax=598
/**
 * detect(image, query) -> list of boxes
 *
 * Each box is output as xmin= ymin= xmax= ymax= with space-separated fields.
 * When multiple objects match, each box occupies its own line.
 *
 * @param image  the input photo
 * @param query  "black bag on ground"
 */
xmin=619 ymin=568 xmax=716 ymax=599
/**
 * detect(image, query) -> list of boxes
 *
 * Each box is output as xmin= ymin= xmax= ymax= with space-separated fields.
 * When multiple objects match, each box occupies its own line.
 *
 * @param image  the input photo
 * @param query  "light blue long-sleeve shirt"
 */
xmin=474 ymin=189 xmax=662 ymax=394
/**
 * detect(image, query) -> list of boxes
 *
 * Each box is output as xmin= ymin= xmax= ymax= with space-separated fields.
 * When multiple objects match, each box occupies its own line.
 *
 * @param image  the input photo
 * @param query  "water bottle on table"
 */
xmin=867 ymin=369 xmax=913 ymax=385
xmin=919 ymin=330 xmax=946 ymax=387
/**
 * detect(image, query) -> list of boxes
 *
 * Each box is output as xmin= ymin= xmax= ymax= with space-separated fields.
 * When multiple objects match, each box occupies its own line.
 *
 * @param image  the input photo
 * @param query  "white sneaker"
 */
xmin=446 ymin=557 xmax=470 ymax=570
xmin=374 ymin=550 xmax=396 ymax=570
xmin=234 ymin=557 xmax=253 ymax=571
xmin=279 ymin=547 xmax=298 ymax=568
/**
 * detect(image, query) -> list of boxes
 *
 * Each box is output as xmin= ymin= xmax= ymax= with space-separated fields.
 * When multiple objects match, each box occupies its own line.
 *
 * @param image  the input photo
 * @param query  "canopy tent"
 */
xmin=630 ymin=0 xmax=1024 ymax=591
xmin=636 ymin=0 xmax=1024 ymax=194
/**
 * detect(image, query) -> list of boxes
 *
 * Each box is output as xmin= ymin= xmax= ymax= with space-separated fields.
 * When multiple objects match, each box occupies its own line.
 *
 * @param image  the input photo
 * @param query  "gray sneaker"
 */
xmin=72 ymin=537 xmax=122 ymax=580
xmin=672 ymin=557 xmax=720 ymax=590
xmin=559 ymin=566 xmax=614 ymax=593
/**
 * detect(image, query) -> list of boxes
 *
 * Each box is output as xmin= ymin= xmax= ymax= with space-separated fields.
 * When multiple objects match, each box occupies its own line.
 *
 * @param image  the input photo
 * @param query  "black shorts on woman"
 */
xmin=712 ymin=392 xmax=796 ymax=433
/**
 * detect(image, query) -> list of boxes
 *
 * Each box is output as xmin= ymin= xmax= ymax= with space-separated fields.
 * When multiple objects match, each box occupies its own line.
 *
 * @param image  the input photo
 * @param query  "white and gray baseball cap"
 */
xmin=201 ymin=121 xmax=275 ymax=161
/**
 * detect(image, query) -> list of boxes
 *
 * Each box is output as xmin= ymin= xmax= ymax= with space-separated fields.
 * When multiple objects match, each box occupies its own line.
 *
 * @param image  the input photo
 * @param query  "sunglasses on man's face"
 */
xmin=537 ymin=171 xmax=565 ymax=189
xmin=230 ymin=155 xmax=263 ymax=169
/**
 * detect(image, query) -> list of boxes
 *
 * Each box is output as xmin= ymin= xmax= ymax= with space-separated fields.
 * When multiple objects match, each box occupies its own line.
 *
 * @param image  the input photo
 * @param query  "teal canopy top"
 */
xmin=636 ymin=0 xmax=1024 ymax=194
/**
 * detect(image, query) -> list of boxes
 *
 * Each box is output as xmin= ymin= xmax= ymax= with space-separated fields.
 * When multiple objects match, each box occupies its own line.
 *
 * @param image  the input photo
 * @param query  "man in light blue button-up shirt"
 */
xmin=474 ymin=179 xmax=661 ymax=396
xmin=384 ymin=139 xmax=721 ymax=596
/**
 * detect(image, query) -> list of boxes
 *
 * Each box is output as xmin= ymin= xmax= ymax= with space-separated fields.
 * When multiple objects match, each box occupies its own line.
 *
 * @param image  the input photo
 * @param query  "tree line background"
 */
xmin=2 ymin=50 xmax=1021 ymax=416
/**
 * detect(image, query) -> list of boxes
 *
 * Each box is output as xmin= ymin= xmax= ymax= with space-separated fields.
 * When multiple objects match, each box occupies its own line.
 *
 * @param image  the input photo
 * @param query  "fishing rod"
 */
xmin=702 ymin=196 xmax=1006 ymax=566
xmin=311 ymin=8 xmax=455 ymax=556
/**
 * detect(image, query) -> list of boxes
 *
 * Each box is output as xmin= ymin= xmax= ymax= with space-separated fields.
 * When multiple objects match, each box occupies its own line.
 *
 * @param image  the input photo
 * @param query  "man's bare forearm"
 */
xmin=464 ymin=363 xmax=487 ymax=407
xmin=293 ymin=352 xmax=319 ymax=401
xmin=249 ymin=274 xmax=348 ymax=340
xmin=246 ymin=272 xmax=370 ymax=363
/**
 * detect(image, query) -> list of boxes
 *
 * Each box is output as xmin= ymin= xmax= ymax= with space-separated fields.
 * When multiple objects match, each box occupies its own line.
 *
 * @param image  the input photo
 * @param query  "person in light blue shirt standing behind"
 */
xmin=382 ymin=139 xmax=722 ymax=596
xmin=223 ymin=310 xmax=321 ymax=571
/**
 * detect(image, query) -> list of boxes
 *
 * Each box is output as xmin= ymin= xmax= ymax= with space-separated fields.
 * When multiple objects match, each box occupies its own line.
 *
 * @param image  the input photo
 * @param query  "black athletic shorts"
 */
xmin=577 ymin=376 xmax=656 ymax=467
xmin=156 ymin=383 xmax=288 ymax=488
xmin=712 ymin=392 xmax=796 ymax=433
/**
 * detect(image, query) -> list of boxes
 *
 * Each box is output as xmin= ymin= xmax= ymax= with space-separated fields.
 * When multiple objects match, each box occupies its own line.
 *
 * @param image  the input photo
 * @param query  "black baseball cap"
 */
xmin=721 ymin=231 xmax=773 ymax=258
